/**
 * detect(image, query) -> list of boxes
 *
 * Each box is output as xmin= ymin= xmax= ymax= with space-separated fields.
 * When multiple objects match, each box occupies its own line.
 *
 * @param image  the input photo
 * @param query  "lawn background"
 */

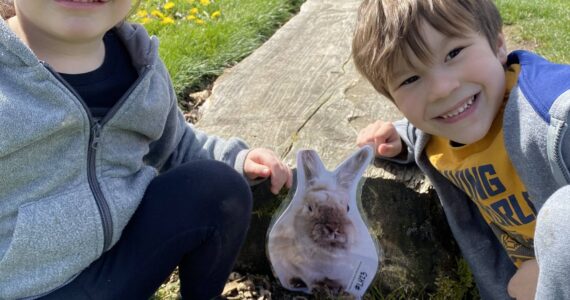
xmin=497 ymin=0 xmax=569 ymax=64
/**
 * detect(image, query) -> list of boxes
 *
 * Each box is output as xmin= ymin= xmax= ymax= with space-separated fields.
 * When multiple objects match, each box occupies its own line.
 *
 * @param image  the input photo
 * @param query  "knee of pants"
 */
xmin=190 ymin=159 xmax=253 ymax=218
xmin=199 ymin=160 xmax=253 ymax=228
xmin=146 ymin=160 xmax=253 ymax=229
xmin=535 ymin=186 xmax=570 ymax=259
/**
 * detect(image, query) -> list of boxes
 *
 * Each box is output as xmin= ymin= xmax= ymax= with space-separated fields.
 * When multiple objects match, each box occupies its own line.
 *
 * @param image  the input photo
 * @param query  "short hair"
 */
xmin=0 ymin=0 xmax=15 ymax=20
xmin=352 ymin=0 xmax=503 ymax=99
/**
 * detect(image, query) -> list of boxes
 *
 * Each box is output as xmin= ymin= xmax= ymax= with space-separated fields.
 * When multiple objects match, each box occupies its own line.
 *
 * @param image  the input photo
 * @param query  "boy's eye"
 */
xmin=400 ymin=75 xmax=419 ymax=87
xmin=445 ymin=47 xmax=464 ymax=62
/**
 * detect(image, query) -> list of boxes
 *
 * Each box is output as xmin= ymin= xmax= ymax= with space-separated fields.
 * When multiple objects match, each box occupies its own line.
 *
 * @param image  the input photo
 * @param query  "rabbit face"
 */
xmin=297 ymin=180 xmax=356 ymax=250
xmin=292 ymin=148 xmax=372 ymax=251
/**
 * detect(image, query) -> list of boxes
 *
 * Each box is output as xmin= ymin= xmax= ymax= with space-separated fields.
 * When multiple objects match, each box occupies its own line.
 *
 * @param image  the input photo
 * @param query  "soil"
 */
xmin=156 ymin=269 xmax=355 ymax=300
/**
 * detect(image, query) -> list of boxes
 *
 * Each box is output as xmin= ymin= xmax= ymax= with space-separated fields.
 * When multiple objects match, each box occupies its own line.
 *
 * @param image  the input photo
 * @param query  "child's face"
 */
xmin=13 ymin=0 xmax=132 ymax=43
xmin=387 ymin=22 xmax=508 ymax=145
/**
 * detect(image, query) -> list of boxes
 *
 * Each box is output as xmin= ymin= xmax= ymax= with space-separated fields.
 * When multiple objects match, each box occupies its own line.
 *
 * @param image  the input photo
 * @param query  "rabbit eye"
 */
xmin=347 ymin=205 xmax=350 ymax=212
xmin=308 ymin=205 xmax=313 ymax=212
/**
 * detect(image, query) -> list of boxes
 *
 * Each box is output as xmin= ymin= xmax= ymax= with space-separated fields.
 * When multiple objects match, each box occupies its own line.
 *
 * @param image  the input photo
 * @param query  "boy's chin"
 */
xmin=428 ymin=125 xmax=491 ymax=145
xmin=447 ymin=131 xmax=488 ymax=145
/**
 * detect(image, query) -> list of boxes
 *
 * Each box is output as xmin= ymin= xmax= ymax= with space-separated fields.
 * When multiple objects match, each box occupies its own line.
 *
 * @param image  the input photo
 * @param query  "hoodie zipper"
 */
xmin=88 ymin=120 xmax=112 ymax=251
xmin=552 ymin=122 xmax=570 ymax=184
xmin=42 ymin=62 xmax=151 ymax=251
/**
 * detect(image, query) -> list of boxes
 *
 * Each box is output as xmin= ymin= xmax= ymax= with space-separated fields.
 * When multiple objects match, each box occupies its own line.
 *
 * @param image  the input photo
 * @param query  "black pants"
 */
xmin=41 ymin=160 xmax=253 ymax=300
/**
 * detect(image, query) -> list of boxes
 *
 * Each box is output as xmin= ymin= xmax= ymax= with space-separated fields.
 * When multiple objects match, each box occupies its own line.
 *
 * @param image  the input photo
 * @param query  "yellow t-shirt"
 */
xmin=426 ymin=65 xmax=536 ymax=267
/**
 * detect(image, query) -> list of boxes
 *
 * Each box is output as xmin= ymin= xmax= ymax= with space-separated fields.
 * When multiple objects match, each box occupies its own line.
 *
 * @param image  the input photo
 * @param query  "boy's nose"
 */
xmin=426 ymin=70 xmax=460 ymax=102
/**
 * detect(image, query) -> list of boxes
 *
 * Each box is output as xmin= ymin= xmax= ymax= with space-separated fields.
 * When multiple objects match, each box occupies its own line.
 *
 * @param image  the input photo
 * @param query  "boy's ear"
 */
xmin=496 ymin=32 xmax=508 ymax=64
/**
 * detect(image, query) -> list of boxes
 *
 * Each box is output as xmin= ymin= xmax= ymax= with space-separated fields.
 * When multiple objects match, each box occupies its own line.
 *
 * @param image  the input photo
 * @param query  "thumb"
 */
xmin=378 ymin=143 xmax=400 ymax=157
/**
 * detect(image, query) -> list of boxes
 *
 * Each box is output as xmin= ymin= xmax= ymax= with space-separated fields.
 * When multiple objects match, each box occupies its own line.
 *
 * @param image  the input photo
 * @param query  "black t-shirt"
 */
xmin=60 ymin=30 xmax=138 ymax=120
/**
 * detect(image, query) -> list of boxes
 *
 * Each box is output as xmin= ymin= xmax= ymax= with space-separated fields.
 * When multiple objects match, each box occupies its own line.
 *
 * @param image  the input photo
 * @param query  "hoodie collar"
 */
xmin=0 ymin=18 xmax=40 ymax=68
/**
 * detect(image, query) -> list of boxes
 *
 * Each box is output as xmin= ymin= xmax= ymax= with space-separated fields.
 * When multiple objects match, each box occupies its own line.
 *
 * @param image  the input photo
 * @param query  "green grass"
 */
xmin=496 ymin=0 xmax=570 ymax=63
xmin=132 ymin=0 xmax=305 ymax=99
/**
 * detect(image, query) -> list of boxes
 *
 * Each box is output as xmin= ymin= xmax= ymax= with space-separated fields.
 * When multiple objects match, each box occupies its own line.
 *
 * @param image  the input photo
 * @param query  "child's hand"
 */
xmin=356 ymin=121 xmax=402 ymax=158
xmin=507 ymin=259 xmax=538 ymax=300
xmin=244 ymin=148 xmax=293 ymax=194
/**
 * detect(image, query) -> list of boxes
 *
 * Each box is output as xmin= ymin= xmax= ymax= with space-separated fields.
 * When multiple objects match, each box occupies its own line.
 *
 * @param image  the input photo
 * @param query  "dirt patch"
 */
xmin=154 ymin=270 xmax=355 ymax=300
xmin=182 ymin=86 xmax=212 ymax=124
xmin=503 ymin=25 xmax=538 ymax=52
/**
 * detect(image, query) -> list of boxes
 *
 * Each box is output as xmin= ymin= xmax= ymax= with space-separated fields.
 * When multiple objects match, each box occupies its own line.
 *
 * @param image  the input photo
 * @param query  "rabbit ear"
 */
xmin=335 ymin=146 xmax=374 ymax=189
xmin=298 ymin=149 xmax=326 ymax=182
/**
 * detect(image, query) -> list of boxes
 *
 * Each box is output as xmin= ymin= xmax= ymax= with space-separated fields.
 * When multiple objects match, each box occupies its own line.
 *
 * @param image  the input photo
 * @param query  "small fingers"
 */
xmin=357 ymin=121 xmax=401 ymax=157
xmin=245 ymin=161 xmax=271 ymax=180
xmin=244 ymin=148 xmax=292 ymax=195
xmin=378 ymin=140 xmax=402 ymax=157
xmin=269 ymin=160 xmax=291 ymax=194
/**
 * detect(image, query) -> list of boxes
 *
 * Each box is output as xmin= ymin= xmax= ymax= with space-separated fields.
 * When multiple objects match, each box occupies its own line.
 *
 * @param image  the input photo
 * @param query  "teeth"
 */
xmin=441 ymin=96 xmax=475 ymax=119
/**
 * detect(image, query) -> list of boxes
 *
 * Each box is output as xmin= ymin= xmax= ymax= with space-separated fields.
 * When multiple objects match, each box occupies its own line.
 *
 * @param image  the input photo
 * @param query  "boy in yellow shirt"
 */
xmin=352 ymin=0 xmax=570 ymax=299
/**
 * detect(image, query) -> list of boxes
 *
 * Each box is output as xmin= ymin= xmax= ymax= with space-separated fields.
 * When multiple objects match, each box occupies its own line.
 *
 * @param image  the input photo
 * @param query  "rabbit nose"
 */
xmin=316 ymin=217 xmax=341 ymax=234
xmin=324 ymin=224 xmax=337 ymax=233
xmin=313 ymin=223 xmax=343 ymax=237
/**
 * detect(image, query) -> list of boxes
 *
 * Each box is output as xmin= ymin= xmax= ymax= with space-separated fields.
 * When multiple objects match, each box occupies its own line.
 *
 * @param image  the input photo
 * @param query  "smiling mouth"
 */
xmin=439 ymin=94 xmax=478 ymax=120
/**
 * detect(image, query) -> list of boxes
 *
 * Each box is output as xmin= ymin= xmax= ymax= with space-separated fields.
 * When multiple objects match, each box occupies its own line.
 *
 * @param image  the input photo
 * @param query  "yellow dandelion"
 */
xmin=186 ymin=15 xmax=197 ymax=21
xmin=163 ymin=2 xmax=175 ymax=10
xmin=161 ymin=17 xmax=175 ymax=25
xmin=195 ymin=19 xmax=205 ymax=25
xmin=151 ymin=9 xmax=165 ymax=18
xmin=141 ymin=17 xmax=152 ymax=24
xmin=136 ymin=9 xmax=148 ymax=18
xmin=190 ymin=7 xmax=199 ymax=14
xmin=211 ymin=10 xmax=221 ymax=19
xmin=199 ymin=0 xmax=210 ymax=6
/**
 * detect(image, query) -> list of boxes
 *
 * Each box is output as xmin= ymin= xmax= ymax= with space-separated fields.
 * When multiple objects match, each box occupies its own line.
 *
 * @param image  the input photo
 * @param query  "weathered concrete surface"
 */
xmin=198 ymin=0 xmax=404 ymax=168
xmin=196 ymin=0 xmax=464 ymax=295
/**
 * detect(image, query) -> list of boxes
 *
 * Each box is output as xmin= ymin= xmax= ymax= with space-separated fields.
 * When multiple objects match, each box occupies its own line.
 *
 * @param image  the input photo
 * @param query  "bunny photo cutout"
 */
xmin=266 ymin=145 xmax=381 ymax=298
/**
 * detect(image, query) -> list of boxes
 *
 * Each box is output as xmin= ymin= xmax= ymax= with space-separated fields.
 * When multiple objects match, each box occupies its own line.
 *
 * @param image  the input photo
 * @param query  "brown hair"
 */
xmin=352 ymin=0 xmax=503 ymax=99
xmin=0 ymin=0 xmax=15 ymax=19
xmin=1 ymin=0 xmax=141 ymax=20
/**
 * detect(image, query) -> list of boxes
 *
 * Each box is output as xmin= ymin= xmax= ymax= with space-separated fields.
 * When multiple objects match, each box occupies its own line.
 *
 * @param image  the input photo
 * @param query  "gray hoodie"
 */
xmin=0 ymin=20 xmax=250 ymax=299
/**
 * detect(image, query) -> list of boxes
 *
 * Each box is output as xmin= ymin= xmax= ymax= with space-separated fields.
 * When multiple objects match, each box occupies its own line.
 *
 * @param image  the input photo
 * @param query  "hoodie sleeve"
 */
xmin=547 ymin=89 xmax=570 ymax=187
xmin=144 ymin=62 xmax=250 ymax=176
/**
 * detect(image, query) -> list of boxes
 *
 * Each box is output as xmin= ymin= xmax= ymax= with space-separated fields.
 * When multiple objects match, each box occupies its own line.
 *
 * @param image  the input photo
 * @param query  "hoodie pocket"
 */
xmin=0 ymin=187 xmax=103 ymax=299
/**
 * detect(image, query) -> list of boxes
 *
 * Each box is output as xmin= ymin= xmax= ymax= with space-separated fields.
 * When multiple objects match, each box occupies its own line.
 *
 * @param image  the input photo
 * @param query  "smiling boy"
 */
xmin=352 ymin=0 xmax=570 ymax=299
